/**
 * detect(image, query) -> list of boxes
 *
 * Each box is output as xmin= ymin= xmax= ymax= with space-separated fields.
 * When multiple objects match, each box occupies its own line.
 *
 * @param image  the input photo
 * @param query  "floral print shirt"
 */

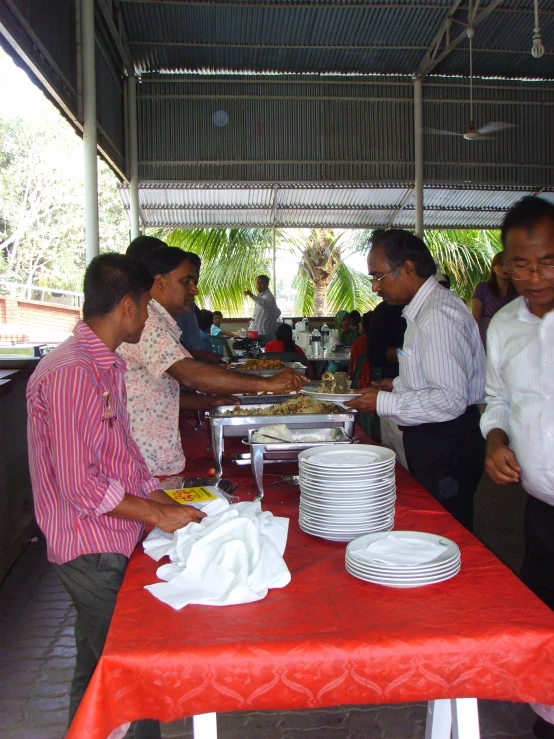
xmin=118 ymin=300 xmax=191 ymax=476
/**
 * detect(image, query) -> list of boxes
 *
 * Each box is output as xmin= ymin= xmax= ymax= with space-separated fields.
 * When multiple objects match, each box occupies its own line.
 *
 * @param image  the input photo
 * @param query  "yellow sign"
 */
xmin=164 ymin=487 xmax=218 ymax=504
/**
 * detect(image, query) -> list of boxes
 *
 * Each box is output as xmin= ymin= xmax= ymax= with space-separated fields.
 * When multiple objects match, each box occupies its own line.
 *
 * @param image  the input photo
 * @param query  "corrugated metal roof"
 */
xmin=118 ymin=183 xmax=551 ymax=229
xmin=118 ymin=1 xmax=554 ymax=79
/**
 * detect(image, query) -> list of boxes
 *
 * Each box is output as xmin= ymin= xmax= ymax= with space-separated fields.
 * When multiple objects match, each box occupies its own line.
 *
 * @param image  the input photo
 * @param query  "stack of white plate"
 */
xmin=298 ymin=445 xmax=396 ymax=542
xmin=345 ymin=531 xmax=461 ymax=588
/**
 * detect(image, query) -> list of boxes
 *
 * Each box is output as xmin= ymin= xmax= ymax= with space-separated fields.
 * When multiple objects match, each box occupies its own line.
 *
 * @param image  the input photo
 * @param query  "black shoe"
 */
xmin=534 ymin=717 xmax=554 ymax=739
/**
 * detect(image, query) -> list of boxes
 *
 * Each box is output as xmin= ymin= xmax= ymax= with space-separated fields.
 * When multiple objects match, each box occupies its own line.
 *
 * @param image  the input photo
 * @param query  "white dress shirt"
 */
xmin=377 ymin=277 xmax=486 ymax=426
xmin=480 ymin=296 xmax=554 ymax=506
xmin=251 ymin=289 xmax=281 ymax=335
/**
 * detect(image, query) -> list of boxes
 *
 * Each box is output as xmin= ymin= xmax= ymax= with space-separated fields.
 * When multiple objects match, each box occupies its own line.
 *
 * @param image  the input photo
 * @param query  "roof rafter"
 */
xmin=415 ymin=0 xmax=503 ymax=79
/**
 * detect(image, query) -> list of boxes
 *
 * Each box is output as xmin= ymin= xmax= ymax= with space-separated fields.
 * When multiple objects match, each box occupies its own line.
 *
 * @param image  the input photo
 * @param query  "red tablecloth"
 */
xmin=67 ymin=424 xmax=554 ymax=739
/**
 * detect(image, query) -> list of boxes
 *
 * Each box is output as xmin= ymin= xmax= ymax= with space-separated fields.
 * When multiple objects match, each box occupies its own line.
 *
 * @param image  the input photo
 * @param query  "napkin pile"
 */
xmin=353 ymin=534 xmax=447 ymax=567
xmin=143 ymin=498 xmax=291 ymax=609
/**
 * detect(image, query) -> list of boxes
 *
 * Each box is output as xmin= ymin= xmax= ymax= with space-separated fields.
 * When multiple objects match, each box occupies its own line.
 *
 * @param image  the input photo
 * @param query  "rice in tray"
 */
xmin=215 ymin=395 xmax=339 ymax=417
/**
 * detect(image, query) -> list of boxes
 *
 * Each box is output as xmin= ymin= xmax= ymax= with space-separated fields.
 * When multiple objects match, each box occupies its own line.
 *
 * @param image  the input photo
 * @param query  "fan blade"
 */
xmin=477 ymin=121 xmax=516 ymax=135
xmin=423 ymin=127 xmax=463 ymax=137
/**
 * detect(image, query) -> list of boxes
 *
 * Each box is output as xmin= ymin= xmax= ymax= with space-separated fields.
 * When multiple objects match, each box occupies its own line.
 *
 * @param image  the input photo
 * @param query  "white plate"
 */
xmin=300 ymin=389 xmax=362 ymax=403
xmin=300 ymin=514 xmax=395 ymax=532
xmin=298 ymin=445 xmax=396 ymax=468
xmin=300 ymin=497 xmax=396 ymax=513
xmin=345 ymin=562 xmax=460 ymax=588
xmin=301 ymin=520 xmax=394 ymax=542
xmin=300 ymin=509 xmax=396 ymax=525
xmin=299 ymin=466 xmax=396 ymax=481
xmin=346 ymin=531 xmax=459 ymax=568
xmin=299 ymin=477 xmax=395 ymax=491
xmin=346 ymin=554 xmax=460 ymax=577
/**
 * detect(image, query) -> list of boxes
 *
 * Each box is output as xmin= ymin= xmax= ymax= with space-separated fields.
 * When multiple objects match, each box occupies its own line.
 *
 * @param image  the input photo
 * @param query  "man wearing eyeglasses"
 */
xmin=346 ymin=229 xmax=486 ymax=531
xmin=479 ymin=196 xmax=554 ymax=739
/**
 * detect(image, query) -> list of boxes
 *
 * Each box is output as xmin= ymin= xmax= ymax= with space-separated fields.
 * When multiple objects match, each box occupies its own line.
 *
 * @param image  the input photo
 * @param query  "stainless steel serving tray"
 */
xmin=208 ymin=403 xmax=356 ymax=478
xmin=242 ymin=427 xmax=356 ymax=499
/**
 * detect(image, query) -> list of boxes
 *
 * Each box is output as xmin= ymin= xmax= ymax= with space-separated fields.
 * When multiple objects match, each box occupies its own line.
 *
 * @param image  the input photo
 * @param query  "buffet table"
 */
xmin=67 ymin=426 xmax=554 ymax=739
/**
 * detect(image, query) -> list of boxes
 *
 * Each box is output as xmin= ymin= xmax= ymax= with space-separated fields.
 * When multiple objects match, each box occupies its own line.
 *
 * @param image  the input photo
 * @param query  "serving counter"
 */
xmin=67 ymin=426 xmax=554 ymax=739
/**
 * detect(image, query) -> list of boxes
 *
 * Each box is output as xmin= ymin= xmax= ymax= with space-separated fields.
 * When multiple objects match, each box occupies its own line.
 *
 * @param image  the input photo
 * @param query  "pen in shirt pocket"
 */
xmin=397 ymin=348 xmax=405 ymax=357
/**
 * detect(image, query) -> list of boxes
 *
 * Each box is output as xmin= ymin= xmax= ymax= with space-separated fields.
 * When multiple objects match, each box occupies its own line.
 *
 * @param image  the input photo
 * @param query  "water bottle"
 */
xmin=320 ymin=323 xmax=329 ymax=350
xmin=247 ymin=319 xmax=258 ymax=340
xmin=311 ymin=327 xmax=322 ymax=358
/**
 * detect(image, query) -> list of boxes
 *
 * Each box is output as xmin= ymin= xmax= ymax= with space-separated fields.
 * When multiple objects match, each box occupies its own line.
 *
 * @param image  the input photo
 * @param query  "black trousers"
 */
xmin=54 ymin=553 xmax=161 ymax=739
xmin=400 ymin=405 xmax=485 ymax=531
xmin=520 ymin=495 xmax=554 ymax=611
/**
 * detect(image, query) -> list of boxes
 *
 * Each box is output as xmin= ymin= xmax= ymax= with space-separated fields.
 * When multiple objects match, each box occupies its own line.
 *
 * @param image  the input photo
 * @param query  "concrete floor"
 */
xmin=0 ymin=474 xmax=540 ymax=739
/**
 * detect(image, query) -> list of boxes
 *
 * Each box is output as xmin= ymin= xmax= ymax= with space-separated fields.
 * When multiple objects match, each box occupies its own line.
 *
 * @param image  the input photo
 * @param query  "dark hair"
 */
xmin=361 ymin=311 xmax=372 ymax=334
xmin=143 ymin=247 xmax=200 ymax=277
xmin=213 ymin=310 xmax=223 ymax=318
xmin=349 ymin=310 xmax=361 ymax=326
xmin=198 ymin=309 xmax=214 ymax=332
xmin=257 ymin=275 xmax=270 ymax=284
xmin=501 ymin=196 xmax=554 ymax=247
xmin=275 ymin=322 xmax=296 ymax=353
xmin=438 ymin=274 xmax=451 ymax=289
xmin=126 ymin=235 xmax=167 ymax=262
xmin=369 ymin=229 xmax=436 ymax=279
xmin=83 ymin=253 xmax=153 ymax=320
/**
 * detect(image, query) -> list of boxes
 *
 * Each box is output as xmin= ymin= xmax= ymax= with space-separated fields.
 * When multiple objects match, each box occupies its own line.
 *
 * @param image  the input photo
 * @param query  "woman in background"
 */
xmin=472 ymin=251 xmax=517 ymax=345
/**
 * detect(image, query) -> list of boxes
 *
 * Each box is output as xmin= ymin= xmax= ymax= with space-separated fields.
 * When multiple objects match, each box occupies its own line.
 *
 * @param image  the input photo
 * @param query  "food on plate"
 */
xmin=215 ymin=395 xmax=339 ymax=416
xmin=319 ymin=371 xmax=351 ymax=394
xmin=229 ymin=358 xmax=284 ymax=371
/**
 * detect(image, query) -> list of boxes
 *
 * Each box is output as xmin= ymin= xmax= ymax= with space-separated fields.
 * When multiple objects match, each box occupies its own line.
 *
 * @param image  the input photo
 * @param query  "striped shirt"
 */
xmin=481 ymin=296 xmax=554 ymax=506
xmin=27 ymin=321 xmax=160 ymax=565
xmin=377 ymin=277 xmax=486 ymax=426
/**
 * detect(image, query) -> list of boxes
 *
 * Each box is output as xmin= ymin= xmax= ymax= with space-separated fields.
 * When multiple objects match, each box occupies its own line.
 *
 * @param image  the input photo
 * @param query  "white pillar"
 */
xmin=414 ymin=78 xmax=424 ymax=238
xmin=127 ymin=74 xmax=140 ymax=240
xmin=81 ymin=0 xmax=99 ymax=262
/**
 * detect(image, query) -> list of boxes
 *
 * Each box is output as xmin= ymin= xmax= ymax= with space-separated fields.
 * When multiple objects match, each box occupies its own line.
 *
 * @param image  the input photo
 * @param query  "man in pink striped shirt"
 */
xmin=27 ymin=254 xmax=204 ymax=738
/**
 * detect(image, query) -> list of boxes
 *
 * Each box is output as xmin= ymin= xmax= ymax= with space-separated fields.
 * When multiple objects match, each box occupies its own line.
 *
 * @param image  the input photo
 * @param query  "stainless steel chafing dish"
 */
xmin=208 ymin=403 xmax=356 ymax=479
xmin=243 ymin=427 xmax=356 ymax=500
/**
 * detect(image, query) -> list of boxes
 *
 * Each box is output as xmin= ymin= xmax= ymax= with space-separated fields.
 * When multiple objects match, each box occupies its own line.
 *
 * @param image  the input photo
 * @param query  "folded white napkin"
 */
xmin=353 ymin=535 xmax=448 ymax=567
xmin=143 ymin=500 xmax=291 ymax=609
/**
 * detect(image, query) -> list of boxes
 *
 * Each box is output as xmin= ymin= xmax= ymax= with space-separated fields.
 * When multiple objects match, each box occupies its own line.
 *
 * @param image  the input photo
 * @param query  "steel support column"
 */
xmin=81 ymin=0 xmax=99 ymax=262
xmin=128 ymin=74 xmax=140 ymax=240
xmin=414 ymin=78 xmax=424 ymax=237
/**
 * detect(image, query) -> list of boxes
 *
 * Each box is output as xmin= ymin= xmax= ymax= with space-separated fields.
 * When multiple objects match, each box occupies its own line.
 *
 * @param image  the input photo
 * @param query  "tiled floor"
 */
xmin=0 ymin=475 xmax=540 ymax=738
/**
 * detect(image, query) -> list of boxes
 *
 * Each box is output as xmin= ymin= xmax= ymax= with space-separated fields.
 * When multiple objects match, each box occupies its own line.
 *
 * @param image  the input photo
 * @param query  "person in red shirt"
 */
xmin=348 ymin=311 xmax=373 ymax=388
xmin=27 ymin=253 xmax=205 ymax=736
xmin=265 ymin=322 xmax=306 ymax=357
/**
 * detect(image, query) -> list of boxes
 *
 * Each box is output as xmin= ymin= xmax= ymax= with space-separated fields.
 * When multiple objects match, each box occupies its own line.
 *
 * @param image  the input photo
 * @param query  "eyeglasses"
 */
xmin=369 ymin=268 xmax=397 ymax=286
xmin=508 ymin=264 xmax=554 ymax=281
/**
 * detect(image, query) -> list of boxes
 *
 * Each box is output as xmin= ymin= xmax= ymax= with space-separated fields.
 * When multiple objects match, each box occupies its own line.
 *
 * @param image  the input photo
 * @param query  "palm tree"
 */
xmin=283 ymin=228 xmax=378 ymax=317
xmin=424 ymin=229 xmax=501 ymax=304
xmin=159 ymin=226 xmax=378 ymax=318
xmin=353 ymin=228 xmax=501 ymax=305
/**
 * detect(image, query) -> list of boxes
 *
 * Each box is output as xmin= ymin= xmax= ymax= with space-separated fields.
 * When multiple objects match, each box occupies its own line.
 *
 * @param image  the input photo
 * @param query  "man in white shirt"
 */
xmin=347 ymin=229 xmax=486 ymax=531
xmin=480 ymin=197 xmax=554 ymax=738
xmin=244 ymin=275 xmax=281 ymax=337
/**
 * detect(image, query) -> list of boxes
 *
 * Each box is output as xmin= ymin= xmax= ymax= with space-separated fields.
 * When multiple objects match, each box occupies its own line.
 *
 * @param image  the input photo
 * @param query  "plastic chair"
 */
xmin=210 ymin=335 xmax=235 ymax=359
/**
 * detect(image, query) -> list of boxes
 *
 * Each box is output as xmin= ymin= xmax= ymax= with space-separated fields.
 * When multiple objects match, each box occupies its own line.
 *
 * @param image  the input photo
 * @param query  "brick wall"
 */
xmin=0 ymin=297 xmax=82 ymax=337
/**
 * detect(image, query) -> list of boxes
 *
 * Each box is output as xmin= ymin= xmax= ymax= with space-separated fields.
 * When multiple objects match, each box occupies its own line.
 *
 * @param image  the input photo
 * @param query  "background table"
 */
xmin=67 ymin=428 xmax=554 ymax=739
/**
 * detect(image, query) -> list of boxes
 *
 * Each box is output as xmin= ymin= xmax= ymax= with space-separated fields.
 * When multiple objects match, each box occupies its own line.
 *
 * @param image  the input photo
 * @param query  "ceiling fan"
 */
xmin=424 ymin=26 xmax=515 ymax=141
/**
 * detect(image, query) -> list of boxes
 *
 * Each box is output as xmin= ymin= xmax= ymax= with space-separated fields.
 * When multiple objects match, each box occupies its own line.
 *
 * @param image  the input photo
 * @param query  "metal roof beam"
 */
xmin=96 ymin=0 xmax=134 ymax=73
xmin=415 ymin=0 xmax=503 ymax=79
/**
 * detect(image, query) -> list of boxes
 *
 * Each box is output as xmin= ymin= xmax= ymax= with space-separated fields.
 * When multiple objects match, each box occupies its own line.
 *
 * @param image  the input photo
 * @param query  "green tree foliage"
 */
xmin=0 ymin=52 xmax=129 ymax=294
xmin=352 ymin=228 xmax=501 ymax=306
